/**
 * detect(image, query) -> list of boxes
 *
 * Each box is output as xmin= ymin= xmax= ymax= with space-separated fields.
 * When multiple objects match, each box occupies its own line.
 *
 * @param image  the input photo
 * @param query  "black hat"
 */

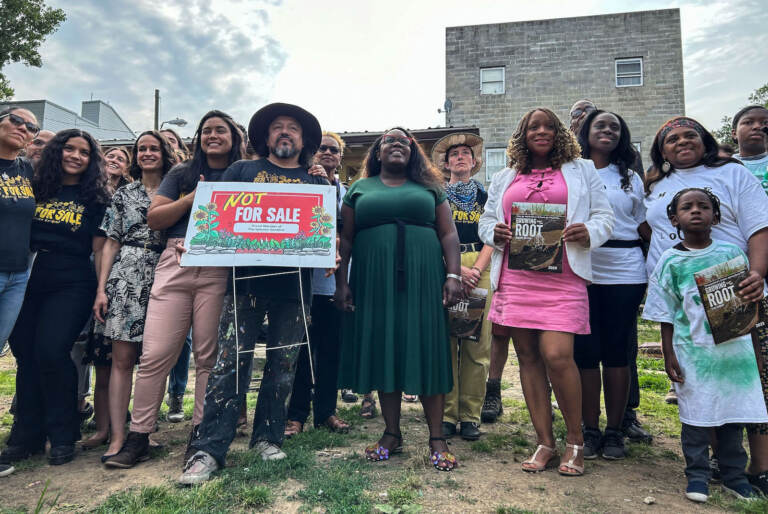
xmin=248 ymin=103 xmax=322 ymax=156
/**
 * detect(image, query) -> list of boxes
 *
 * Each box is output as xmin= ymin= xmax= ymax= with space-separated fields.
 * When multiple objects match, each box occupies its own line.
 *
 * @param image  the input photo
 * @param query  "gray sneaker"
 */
xmin=0 ymin=463 xmax=15 ymax=477
xmin=167 ymin=395 xmax=184 ymax=423
xmin=178 ymin=451 xmax=218 ymax=485
xmin=583 ymin=427 xmax=602 ymax=460
xmin=251 ymin=441 xmax=286 ymax=461
xmin=601 ymin=427 xmax=626 ymax=460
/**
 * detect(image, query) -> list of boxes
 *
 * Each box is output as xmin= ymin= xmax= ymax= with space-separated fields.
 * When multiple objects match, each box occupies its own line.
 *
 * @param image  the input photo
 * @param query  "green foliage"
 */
xmin=748 ymin=84 xmax=768 ymax=108
xmin=638 ymin=371 xmax=670 ymax=393
xmin=713 ymin=115 xmax=735 ymax=146
xmin=0 ymin=0 xmax=66 ymax=100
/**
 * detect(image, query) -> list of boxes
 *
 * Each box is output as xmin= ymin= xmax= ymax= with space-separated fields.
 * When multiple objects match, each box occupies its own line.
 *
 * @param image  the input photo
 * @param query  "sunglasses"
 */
xmin=0 ymin=113 xmax=40 ymax=136
xmin=569 ymin=106 xmax=596 ymax=119
xmin=381 ymin=135 xmax=412 ymax=146
xmin=317 ymin=145 xmax=340 ymax=154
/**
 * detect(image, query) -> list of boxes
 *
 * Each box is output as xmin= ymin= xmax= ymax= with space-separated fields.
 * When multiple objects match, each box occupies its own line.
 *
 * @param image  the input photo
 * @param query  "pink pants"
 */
xmin=130 ymin=239 xmax=228 ymax=433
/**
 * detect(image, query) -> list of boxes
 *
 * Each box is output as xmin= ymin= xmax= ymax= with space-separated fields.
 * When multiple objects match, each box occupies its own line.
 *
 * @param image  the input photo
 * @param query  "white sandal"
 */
xmin=558 ymin=442 xmax=584 ymax=476
xmin=521 ymin=444 xmax=558 ymax=473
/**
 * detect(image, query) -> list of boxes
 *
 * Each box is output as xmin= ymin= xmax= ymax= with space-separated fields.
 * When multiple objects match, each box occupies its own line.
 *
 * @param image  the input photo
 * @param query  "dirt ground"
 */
xmin=0 ymin=351 xmax=743 ymax=513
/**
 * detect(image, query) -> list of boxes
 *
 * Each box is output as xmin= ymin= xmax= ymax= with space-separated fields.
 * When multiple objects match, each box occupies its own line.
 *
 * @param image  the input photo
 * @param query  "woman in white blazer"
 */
xmin=478 ymin=108 xmax=614 ymax=477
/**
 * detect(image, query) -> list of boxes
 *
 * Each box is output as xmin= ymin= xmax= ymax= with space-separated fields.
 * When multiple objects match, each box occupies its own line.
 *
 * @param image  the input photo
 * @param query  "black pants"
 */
xmin=682 ymin=423 xmax=749 ymax=487
xmin=287 ymin=295 xmax=341 ymax=426
xmin=8 ymin=258 xmax=95 ymax=448
xmin=191 ymin=294 xmax=309 ymax=466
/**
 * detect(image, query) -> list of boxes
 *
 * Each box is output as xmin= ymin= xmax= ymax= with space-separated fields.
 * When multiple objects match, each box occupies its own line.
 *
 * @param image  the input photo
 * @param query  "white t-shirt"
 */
xmin=734 ymin=153 xmax=768 ymax=193
xmin=591 ymin=165 xmax=647 ymax=284
xmin=644 ymin=162 xmax=768 ymax=276
xmin=642 ymin=240 xmax=768 ymax=426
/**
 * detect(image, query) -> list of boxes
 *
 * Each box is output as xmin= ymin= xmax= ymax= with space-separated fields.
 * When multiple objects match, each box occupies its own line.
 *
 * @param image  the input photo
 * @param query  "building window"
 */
xmin=480 ymin=67 xmax=505 ymax=95
xmin=615 ymin=58 xmax=643 ymax=87
xmin=485 ymin=148 xmax=507 ymax=182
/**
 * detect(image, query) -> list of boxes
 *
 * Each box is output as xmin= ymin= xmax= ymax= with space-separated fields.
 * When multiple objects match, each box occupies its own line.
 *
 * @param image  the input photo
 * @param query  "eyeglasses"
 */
xmin=381 ymin=135 xmax=412 ymax=146
xmin=569 ymin=106 xmax=596 ymax=119
xmin=0 ymin=113 xmax=40 ymax=136
xmin=317 ymin=145 xmax=340 ymax=154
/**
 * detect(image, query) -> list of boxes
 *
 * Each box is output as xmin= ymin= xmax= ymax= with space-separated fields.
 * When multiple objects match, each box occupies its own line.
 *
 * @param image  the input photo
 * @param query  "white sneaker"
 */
xmin=0 ymin=464 xmax=15 ymax=477
xmin=178 ymin=451 xmax=218 ymax=485
xmin=252 ymin=441 xmax=286 ymax=461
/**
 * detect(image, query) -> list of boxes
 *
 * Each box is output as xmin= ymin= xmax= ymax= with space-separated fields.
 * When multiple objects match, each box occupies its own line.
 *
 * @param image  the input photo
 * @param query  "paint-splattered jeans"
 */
xmin=190 ymin=293 xmax=309 ymax=466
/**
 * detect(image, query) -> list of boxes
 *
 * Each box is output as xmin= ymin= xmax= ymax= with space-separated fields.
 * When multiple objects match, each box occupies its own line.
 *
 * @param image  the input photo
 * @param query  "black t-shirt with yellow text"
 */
xmin=221 ymin=158 xmax=329 ymax=300
xmin=31 ymin=184 xmax=107 ymax=262
xmin=449 ymin=188 xmax=488 ymax=246
xmin=0 ymin=157 xmax=36 ymax=272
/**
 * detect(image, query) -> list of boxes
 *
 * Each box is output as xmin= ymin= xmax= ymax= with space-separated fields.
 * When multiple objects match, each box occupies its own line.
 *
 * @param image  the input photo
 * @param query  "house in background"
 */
xmin=445 ymin=8 xmax=685 ymax=182
xmin=0 ymin=99 xmax=135 ymax=141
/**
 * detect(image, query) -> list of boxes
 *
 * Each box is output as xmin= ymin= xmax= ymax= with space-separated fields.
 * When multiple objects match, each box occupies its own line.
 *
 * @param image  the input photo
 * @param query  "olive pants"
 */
xmin=444 ymin=251 xmax=492 ymax=425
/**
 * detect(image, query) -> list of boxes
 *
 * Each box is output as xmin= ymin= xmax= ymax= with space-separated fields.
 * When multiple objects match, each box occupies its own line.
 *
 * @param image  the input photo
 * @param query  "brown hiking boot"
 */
xmin=103 ymin=432 xmax=150 ymax=469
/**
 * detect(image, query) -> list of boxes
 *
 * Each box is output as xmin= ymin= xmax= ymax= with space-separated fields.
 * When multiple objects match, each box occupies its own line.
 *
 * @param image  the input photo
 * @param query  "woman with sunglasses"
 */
xmin=0 ymin=107 xmax=38 ymax=352
xmin=336 ymin=128 xmax=463 ymax=471
xmin=1 ymin=129 xmax=108 ymax=467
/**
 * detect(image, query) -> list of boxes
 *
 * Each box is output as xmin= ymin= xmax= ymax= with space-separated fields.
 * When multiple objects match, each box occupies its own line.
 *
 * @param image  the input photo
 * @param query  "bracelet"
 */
xmin=446 ymin=273 xmax=462 ymax=282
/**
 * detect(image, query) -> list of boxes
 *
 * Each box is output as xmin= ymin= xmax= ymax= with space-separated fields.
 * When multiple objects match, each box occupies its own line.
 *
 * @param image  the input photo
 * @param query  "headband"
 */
xmin=658 ymin=117 xmax=705 ymax=145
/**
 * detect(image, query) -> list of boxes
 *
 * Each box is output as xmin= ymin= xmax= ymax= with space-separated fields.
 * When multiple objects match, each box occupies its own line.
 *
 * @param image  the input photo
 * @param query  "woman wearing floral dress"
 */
xmin=92 ymin=130 xmax=174 ymax=464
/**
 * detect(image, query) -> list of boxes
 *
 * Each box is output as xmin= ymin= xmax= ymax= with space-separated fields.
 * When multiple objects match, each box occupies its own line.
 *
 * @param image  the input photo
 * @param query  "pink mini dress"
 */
xmin=487 ymin=168 xmax=590 ymax=334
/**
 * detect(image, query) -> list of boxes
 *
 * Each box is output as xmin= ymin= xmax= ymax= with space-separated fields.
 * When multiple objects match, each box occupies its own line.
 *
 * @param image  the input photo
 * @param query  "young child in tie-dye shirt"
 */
xmin=643 ymin=188 xmax=767 ymax=503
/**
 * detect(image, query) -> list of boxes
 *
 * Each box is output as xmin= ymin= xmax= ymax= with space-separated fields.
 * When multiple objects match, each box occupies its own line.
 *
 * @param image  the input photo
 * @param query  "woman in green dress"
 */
xmin=335 ymin=127 xmax=463 ymax=471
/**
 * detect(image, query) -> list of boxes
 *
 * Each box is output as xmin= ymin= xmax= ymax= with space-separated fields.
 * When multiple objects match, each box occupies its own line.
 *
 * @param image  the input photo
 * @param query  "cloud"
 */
xmin=4 ymin=0 xmax=287 ymax=136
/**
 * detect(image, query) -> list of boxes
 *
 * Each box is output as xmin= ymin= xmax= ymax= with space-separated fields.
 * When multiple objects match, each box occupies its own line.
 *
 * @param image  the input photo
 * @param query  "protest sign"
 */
xmin=180 ymin=182 xmax=337 ymax=268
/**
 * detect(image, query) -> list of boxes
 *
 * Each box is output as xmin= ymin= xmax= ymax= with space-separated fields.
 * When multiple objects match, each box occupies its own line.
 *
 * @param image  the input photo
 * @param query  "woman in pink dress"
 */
xmin=478 ymin=108 xmax=614 ymax=476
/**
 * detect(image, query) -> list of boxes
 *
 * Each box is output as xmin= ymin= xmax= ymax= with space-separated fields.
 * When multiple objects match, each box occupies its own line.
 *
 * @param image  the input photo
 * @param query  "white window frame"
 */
xmin=480 ymin=67 xmax=505 ymax=95
xmin=615 ymin=58 xmax=643 ymax=88
xmin=484 ymin=148 xmax=507 ymax=183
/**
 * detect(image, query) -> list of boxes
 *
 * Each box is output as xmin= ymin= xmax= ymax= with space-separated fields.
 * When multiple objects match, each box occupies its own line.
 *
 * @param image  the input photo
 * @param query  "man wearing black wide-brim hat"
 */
xmin=180 ymin=103 xmax=330 ymax=485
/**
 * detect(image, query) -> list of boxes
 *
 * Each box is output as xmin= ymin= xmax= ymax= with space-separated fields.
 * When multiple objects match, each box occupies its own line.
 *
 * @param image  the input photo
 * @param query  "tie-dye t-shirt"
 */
xmin=643 ymin=240 xmax=768 ymax=427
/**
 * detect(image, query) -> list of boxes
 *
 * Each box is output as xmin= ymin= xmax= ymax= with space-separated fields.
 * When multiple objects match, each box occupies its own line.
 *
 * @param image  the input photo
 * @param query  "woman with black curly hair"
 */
xmin=573 ymin=110 xmax=647 ymax=460
xmin=0 ymin=129 xmax=108 ymax=466
xmin=86 ymin=131 xmax=172 ymax=464
xmin=478 ymin=108 xmax=614 ymax=476
xmin=335 ymin=127 xmax=463 ymax=471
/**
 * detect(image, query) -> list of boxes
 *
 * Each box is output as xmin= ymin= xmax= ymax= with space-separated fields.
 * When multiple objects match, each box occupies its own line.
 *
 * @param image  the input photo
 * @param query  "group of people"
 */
xmin=0 ymin=98 xmax=768 ymax=504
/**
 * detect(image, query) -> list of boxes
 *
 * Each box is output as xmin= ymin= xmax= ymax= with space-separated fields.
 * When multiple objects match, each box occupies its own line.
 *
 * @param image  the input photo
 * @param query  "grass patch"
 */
xmin=708 ymin=487 xmax=768 ymax=513
xmin=638 ymin=371 xmax=670 ymax=393
xmin=496 ymin=506 xmax=535 ymax=514
xmin=471 ymin=430 xmax=532 ymax=454
xmin=637 ymin=357 xmax=664 ymax=371
xmin=637 ymin=318 xmax=660 ymax=344
xmin=500 ymin=398 xmax=530 ymax=425
xmin=638 ymin=392 xmax=681 ymax=437
xmin=0 ymin=369 xmax=15 ymax=396
xmin=296 ymin=458 xmax=372 ymax=513
xmin=500 ymin=379 xmax=512 ymax=391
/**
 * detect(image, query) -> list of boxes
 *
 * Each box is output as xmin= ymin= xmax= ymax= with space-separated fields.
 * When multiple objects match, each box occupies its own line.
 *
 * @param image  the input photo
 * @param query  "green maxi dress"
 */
xmin=337 ymin=176 xmax=453 ymax=396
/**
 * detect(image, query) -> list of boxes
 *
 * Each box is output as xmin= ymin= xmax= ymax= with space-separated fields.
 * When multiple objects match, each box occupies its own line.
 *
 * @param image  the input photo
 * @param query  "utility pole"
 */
xmin=153 ymin=89 xmax=159 ymax=130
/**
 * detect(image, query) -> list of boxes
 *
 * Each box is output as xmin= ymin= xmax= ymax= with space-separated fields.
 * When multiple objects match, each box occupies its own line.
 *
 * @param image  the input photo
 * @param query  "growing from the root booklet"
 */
xmin=507 ymin=202 xmax=566 ymax=273
xmin=693 ymin=254 xmax=758 ymax=344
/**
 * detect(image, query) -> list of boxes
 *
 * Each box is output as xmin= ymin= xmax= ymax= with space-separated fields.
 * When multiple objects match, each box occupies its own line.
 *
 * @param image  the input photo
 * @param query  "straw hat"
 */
xmin=431 ymin=132 xmax=484 ymax=179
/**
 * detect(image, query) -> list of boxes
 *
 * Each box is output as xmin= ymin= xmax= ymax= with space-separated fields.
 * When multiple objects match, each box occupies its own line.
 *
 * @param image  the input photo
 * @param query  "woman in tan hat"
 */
xmin=432 ymin=132 xmax=493 ymax=441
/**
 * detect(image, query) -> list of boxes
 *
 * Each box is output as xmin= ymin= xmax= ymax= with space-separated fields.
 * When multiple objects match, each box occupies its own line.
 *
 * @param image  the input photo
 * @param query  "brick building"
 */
xmin=445 ymin=9 xmax=685 ymax=182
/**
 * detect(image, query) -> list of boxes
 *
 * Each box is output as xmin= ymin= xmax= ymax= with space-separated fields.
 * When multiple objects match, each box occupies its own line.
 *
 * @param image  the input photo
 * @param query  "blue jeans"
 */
xmin=168 ymin=330 xmax=193 ymax=397
xmin=0 ymin=266 xmax=32 ymax=343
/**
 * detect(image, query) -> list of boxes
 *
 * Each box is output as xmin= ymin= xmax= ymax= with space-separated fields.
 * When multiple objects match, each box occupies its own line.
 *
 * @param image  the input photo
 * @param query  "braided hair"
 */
xmin=666 ymin=187 xmax=721 ymax=239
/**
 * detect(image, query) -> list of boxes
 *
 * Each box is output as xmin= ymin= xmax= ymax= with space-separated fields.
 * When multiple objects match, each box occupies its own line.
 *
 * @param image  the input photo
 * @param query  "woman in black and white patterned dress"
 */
xmin=91 ymin=130 xmax=174 ymax=462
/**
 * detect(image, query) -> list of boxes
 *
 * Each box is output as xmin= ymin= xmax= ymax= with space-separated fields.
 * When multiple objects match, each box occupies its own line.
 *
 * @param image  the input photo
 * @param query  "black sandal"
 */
xmin=365 ymin=431 xmax=403 ymax=461
xmin=429 ymin=436 xmax=458 ymax=472
xmin=360 ymin=395 xmax=377 ymax=419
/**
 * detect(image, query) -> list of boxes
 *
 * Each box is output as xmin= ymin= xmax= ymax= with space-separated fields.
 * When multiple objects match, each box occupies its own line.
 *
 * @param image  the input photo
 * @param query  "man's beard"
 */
xmin=270 ymin=141 xmax=300 ymax=159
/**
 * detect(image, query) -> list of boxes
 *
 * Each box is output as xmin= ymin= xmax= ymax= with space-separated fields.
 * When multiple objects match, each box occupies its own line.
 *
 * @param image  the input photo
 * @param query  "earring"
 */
xmin=661 ymin=160 xmax=671 ymax=173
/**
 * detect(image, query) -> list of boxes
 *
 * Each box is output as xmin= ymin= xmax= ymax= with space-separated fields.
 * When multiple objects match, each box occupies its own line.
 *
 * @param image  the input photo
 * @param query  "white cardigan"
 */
xmin=478 ymin=158 xmax=615 ymax=290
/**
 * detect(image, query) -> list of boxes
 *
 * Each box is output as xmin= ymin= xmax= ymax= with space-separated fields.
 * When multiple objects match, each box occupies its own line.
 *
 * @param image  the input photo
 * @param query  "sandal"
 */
xmin=81 ymin=434 xmax=109 ymax=450
xmin=284 ymin=420 xmax=303 ymax=438
xmin=521 ymin=444 xmax=559 ymax=473
xmin=365 ymin=431 xmax=402 ymax=461
xmin=558 ymin=443 xmax=585 ymax=476
xmin=360 ymin=395 xmax=377 ymax=419
xmin=402 ymin=394 xmax=418 ymax=403
xmin=321 ymin=415 xmax=350 ymax=434
xmin=429 ymin=436 xmax=458 ymax=472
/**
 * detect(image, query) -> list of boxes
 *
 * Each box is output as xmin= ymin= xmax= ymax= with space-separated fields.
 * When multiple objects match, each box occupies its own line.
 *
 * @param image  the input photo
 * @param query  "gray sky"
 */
xmin=5 ymin=0 xmax=767 ymax=137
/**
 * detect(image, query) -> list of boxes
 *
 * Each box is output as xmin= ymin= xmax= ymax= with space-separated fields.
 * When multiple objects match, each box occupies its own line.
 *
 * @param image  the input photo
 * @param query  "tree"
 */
xmin=0 ymin=0 xmax=66 ymax=100
xmin=712 ymin=82 xmax=768 ymax=145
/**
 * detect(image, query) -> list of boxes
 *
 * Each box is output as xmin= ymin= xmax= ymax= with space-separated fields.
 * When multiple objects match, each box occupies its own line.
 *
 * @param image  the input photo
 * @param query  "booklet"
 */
xmin=694 ymin=254 xmax=758 ymax=344
xmin=507 ymin=202 xmax=566 ymax=273
xmin=447 ymin=287 xmax=488 ymax=341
